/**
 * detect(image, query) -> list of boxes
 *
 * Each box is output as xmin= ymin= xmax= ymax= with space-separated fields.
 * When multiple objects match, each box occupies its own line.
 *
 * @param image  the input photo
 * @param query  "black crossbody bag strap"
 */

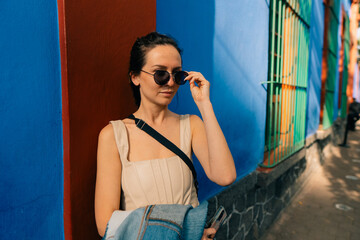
xmin=128 ymin=114 xmax=198 ymax=194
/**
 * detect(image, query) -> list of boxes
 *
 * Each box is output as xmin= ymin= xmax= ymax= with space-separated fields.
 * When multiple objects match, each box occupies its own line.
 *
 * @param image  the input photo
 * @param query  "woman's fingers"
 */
xmin=201 ymin=228 xmax=217 ymax=240
xmin=185 ymin=71 xmax=210 ymax=90
xmin=185 ymin=71 xmax=210 ymax=103
xmin=185 ymin=72 xmax=208 ymax=85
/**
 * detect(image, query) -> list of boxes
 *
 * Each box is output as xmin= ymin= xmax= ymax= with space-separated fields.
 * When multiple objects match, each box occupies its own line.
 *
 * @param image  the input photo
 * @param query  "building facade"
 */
xmin=1 ymin=0 xmax=359 ymax=239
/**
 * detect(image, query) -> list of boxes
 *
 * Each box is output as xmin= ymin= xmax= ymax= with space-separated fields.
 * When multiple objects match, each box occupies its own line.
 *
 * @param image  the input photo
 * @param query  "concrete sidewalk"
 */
xmin=261 ymin=124 xmax=360 ymax=240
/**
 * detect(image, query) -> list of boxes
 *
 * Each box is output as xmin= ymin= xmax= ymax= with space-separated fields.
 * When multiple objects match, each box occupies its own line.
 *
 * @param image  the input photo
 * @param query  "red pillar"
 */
xmin=57 ymin=1 xmax=156 ymax=239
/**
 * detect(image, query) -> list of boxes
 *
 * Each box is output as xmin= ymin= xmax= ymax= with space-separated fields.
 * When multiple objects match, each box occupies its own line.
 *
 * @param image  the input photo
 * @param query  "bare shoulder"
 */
xmin=98 ymin=124 xmax=115 ymax=143
xmin=189 ymin=114 xmax=203 ymax=126
xmin=97 ymin=124 xmax=120 ymax=163
xmin=189 ymin=114 xmax=205 ymax=134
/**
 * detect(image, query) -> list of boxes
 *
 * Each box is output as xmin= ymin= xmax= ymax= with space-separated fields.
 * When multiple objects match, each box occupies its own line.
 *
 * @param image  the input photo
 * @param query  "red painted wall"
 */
xmin=58 ymin=1 xmax=156 ymax=239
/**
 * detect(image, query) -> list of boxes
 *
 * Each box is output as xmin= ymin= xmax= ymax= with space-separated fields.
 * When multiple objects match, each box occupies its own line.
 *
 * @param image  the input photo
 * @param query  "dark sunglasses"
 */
xmin=141 ymin=70 xmax=188 ymax=85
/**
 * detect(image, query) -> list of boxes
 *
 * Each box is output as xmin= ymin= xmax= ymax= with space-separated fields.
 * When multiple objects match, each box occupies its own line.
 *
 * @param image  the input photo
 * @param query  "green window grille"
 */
xmin=340 ymin=14 xmax=350 ymax=118
xmin=322 ymin=0 xmax=340 ymax=129
xmin=262 ymin=0 xmax=311 ymax=168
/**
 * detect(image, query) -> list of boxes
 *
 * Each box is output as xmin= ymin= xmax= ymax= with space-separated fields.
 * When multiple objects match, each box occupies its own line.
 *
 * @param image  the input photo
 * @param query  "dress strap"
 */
xmin=180 ymin=114 xmax=191 ymax=157
xmin=110 ymin=120 xmax=130 ymax=166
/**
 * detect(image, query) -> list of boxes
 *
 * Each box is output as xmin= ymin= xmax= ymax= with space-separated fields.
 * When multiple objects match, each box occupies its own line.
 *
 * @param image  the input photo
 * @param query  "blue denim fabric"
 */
xmin=104 ymin=201 xmax=208 ymax=240
xmin=182 ymin=202 xmax=208 ymax=239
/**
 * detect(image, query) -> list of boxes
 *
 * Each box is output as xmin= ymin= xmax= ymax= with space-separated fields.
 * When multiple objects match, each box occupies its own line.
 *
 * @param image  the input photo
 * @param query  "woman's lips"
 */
xmin=160 ymin=91 xmax=174 ymax=96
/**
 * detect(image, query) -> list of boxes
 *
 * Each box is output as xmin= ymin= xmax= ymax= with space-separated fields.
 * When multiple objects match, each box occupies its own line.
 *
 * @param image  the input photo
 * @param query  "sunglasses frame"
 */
xmin=140 ymin=69 xmax=188 ymax=86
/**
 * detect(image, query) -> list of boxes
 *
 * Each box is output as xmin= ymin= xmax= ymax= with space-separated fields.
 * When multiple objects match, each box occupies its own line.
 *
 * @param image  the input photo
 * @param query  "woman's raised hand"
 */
xmin=185 ymin=71 xmax=210 ymax=104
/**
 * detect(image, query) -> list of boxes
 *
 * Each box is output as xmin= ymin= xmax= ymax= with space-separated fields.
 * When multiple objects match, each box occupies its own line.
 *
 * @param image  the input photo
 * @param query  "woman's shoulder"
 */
xmin=189 ymin=114 xmax=202 ymax=123
xmin=98 ymin=120 xmax=130 ymax=146
xmin=98 ymin=124 xmax=115 ymax=142
xmin=188 ymin=114 xmax=204 ymax=133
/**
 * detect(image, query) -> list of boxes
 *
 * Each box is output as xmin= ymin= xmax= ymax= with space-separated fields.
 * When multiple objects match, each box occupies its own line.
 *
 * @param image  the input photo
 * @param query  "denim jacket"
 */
xmin=103 ymin=201 xmax=208 ymax=240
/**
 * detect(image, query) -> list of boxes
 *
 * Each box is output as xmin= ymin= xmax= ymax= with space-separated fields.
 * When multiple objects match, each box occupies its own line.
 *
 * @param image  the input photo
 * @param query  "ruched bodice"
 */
xmin=110 ymin=115 xmax=199 ymax=210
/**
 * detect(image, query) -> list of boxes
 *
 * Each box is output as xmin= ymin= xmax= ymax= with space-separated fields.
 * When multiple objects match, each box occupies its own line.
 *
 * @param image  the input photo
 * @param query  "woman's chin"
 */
xmin=158 ymin=97 xmax=174 ymax=106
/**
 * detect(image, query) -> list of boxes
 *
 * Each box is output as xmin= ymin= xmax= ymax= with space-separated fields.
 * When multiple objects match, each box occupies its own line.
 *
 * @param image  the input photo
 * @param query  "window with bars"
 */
xmin=261 ymin=0 xmax=311 ymax=168
xmin=320 ymin=0 xmax=340 ymax=129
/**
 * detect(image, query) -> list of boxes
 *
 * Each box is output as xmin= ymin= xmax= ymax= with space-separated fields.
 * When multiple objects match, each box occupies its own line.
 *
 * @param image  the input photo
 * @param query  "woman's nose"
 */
xmin=166 ymin=74 xmax=176 ymax=86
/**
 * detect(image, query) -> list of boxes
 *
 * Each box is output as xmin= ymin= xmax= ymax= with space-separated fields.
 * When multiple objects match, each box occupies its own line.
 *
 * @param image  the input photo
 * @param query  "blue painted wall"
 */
xmin=0 ymin=1 xmax=64 ymax=238
xmin=157 ymin=0 xmax=269 ymax=200
xmin=306 ymin=0 xmax=325 ymax=137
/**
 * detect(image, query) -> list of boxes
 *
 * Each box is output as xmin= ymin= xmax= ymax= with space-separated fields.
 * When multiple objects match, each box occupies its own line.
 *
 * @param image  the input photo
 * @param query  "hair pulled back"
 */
xmin=128 ymin=32 xmax=182 ymax=107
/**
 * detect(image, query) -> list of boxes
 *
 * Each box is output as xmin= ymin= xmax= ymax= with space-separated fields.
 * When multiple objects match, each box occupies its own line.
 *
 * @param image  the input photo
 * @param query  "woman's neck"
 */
xmin=134 ymin=102 xmax=171 ymax=125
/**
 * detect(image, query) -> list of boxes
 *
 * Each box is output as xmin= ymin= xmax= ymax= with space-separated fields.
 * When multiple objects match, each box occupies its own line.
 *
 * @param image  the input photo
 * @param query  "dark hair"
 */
xmin=128 ymin=32 xmax=182 ymax=107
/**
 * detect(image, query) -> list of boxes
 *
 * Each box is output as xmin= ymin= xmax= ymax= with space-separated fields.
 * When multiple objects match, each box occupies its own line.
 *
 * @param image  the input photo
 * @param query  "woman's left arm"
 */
xmin=186 ymin=72 xmax=236 ymax=186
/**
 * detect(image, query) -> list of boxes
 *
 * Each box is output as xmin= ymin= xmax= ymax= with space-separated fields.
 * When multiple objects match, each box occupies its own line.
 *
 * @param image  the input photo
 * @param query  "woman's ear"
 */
xmin=130 ymin=73 xmax=140 ymax=86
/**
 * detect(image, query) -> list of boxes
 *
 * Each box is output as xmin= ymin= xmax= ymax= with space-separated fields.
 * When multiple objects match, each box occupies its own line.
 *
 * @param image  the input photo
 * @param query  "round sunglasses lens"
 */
xmin=154 ymin=70 xmax=170 ymax=85
xmin=174 ymin=71 xmax=188 ymax=85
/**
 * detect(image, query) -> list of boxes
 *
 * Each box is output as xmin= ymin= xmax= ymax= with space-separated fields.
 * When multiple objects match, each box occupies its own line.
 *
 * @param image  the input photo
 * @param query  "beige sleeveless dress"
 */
xmin=110 ymin=114 xmax=199 ymax=210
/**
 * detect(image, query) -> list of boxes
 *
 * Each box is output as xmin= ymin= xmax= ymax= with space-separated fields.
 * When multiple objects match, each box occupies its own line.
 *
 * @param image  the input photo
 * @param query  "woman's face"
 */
xmin=135 ymin=44 xmax=182 ymax=107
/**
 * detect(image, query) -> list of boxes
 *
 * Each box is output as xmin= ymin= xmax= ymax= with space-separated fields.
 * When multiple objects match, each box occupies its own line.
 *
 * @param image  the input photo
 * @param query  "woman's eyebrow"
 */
xmin=173 ymin=66 xmax=182 ymax=71
xmin=151 ymin=65 xmax=182 ymax=70
xmin=151 ymin=64 xmax=167 ymax=69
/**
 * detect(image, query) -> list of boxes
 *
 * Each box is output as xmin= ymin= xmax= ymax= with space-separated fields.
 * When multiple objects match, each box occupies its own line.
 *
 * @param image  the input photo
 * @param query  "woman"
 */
xmin=95 ymin=32 xmax=236 ymax=239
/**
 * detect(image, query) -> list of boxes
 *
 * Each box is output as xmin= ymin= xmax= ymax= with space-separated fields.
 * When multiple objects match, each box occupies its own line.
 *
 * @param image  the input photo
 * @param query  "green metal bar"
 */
xmin=304 ymin=28 xmax=310 ymax=142
xmin=279 ymin=1 xmax=287 ymax=161
xmin=281 ymin=4 xmax=292 ymax=159
xmin=296 ymin=4 xmax=300 ymax=152
xmin=296 ymin=0 xmax=301 ymax=150
xmin=274 ymin=0 xmax=284 ymax=165
xmin=297 ymin=21 xmax=304 ymax=147
xmin=296 ymin=20 xmax=301 ymax=149
xmin=290 ymin=7 xmax=299 ymax=155
xmin=282 ymin=4 xmax=291 ymax=160
xmin=297 ymin=7 xmax=304 ymax=149
xmin=296 ymin=0 xmax=301 ymax=148
xmin=300 ymin=27 xmax=307 ymax=146
xmin=285 ymin=1 xmax=293 ymax=160
xmin=291 ymin=0 xmax=298 ymax=156
xmin=266 ymin=0 xmax=277 ymax=166
xmin=296 ymin=22 xmax=307 ymax=150
xmin=272 ymin=0 xmax=279 ymax=166
xmin=286 ymin=6 xmax=295 ymax=158
xmin=285 ymin=2 xmax=294 ymax=159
